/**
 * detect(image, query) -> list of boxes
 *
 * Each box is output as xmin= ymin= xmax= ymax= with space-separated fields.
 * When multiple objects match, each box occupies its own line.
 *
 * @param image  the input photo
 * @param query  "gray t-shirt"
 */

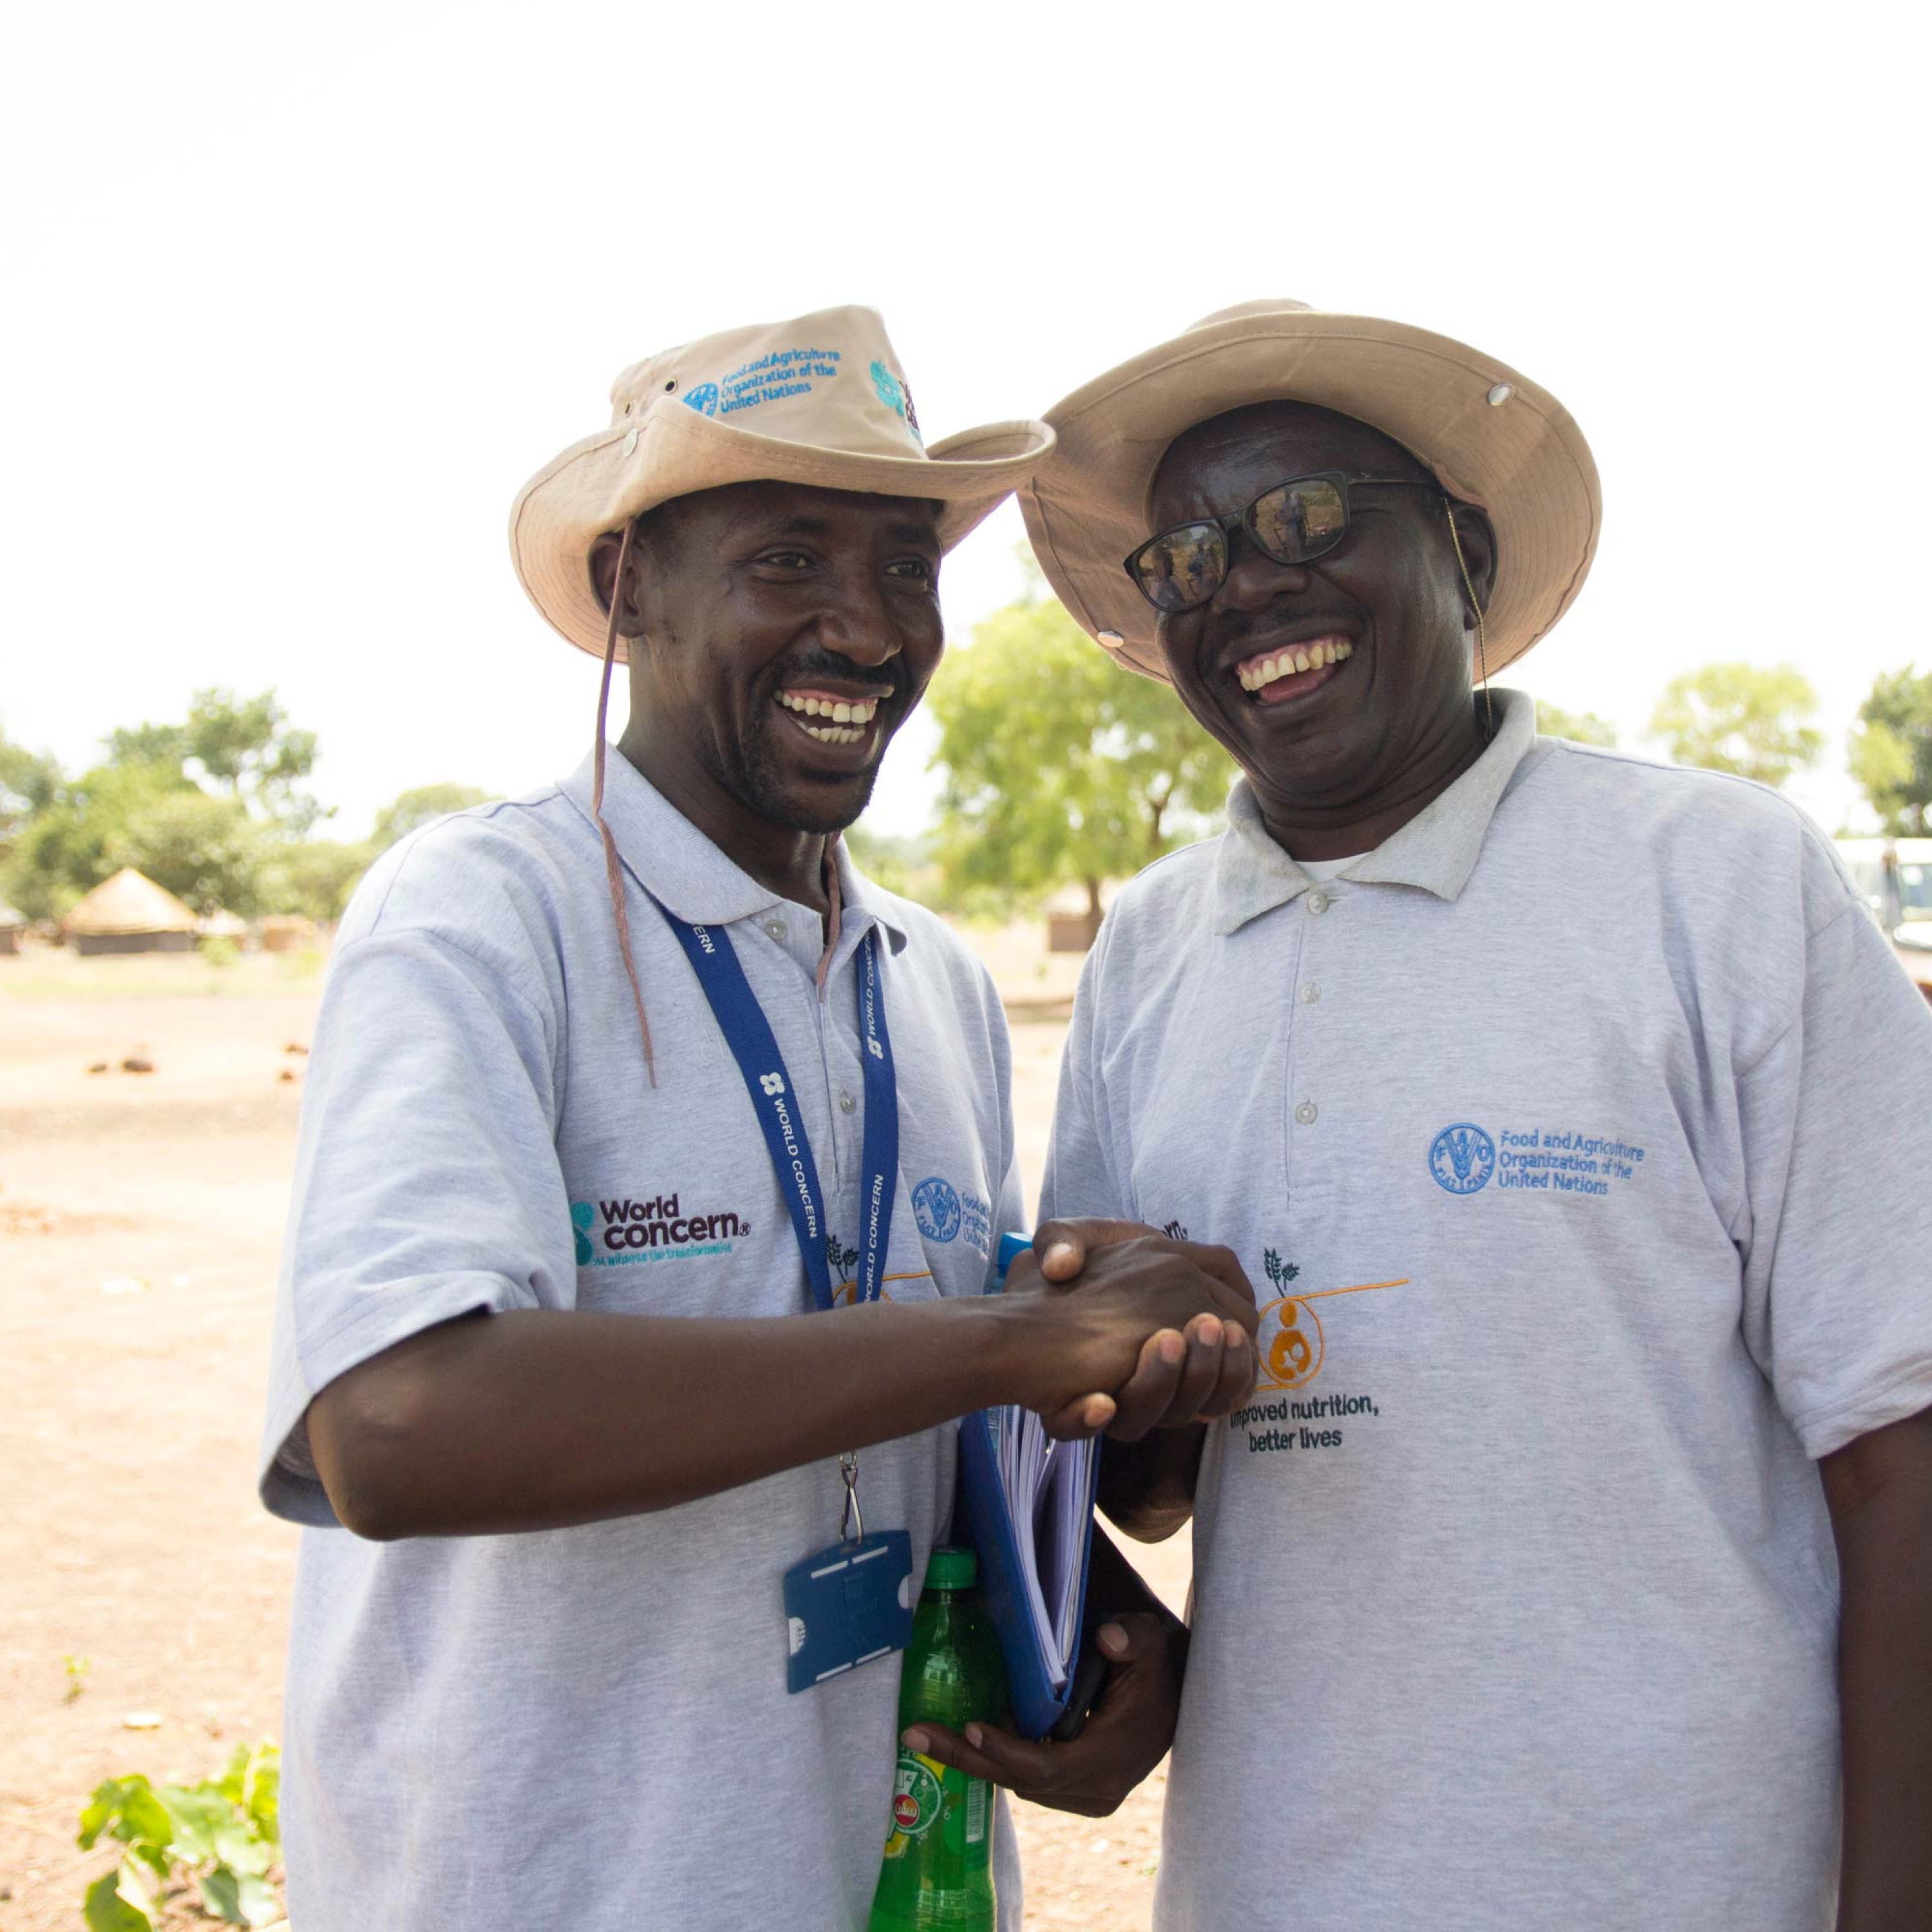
xmin=1045 ymin=691 xmax=1932 ymax=1932
xmin=260 ymin=751 xmax=1024 ymax=1931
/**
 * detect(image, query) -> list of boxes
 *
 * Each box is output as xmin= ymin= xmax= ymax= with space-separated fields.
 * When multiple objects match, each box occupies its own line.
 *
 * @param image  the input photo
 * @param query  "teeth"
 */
xmin=799 ymin=724 xmax=864 ymax=744
xmin=1237 ymin=637 xmax=1354 ymax=693
xmin=779 ymin=693 xmax=878 ymax=725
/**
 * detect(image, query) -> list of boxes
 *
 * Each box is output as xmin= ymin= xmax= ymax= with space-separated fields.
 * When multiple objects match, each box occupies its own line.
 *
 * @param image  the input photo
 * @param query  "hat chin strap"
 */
xmin=591 ymin=520 xmax=657 ymax=1086
xmin=1443 ymin=501 xmax=1493 ymax=743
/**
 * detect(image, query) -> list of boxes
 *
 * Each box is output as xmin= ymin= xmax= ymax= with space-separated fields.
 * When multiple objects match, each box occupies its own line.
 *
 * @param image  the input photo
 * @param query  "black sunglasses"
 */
xmin=1124 ymin=471 xmax=1443 ymax=614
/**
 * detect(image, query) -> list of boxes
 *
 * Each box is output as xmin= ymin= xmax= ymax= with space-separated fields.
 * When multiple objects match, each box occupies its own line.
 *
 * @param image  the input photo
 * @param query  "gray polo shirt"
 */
xmin=260 ymin=750 xmax=1023 ymax=1932
xmin=1045 ymin=690 xmax=1932 ymax=1932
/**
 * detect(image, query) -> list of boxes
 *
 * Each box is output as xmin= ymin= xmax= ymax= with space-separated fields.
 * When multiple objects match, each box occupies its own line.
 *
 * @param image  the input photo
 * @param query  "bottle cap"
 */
xmin=924 ymin=1546 xmax=978 ymax=1591
xmin=994 ymin=1232 xmax=1030 ymax=1285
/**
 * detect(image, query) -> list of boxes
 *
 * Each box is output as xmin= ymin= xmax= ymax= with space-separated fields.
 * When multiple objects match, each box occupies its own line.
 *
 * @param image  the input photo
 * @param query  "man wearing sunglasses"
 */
xmin=911 ymin=303 xmax=1932 ymax=1931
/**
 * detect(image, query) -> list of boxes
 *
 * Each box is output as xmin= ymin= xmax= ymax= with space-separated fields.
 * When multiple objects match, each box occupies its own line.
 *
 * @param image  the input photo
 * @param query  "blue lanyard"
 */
xmin=656 ymin=907 xmax=898 ymax=1312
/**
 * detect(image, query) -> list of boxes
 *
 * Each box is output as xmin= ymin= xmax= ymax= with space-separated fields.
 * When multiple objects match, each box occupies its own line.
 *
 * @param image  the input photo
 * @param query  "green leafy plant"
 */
xmin=77 ymin=1740 xmax=281 ymax=1929
xmin=1262 ymin=1249 xmax=1300 ymax=1293
xmin=62 ymin=1653 xmax=91 ymax=1702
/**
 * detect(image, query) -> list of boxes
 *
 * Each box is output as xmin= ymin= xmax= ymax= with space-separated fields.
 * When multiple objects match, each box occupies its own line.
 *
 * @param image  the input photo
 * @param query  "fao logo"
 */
xmin=759 ymin=1072 xmax=786 ymax=1097
xmin=911 ymin=1176 xmax=961 ymax=1243
xmin=1429 ymin=1123 xmax=1496 ymax=1195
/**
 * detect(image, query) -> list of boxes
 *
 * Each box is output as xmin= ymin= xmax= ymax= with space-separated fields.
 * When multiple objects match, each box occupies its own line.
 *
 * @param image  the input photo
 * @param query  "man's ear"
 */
xmin=1443 ymin=502 xmax=1498 ymax=630
xmin=588 ymin=527 xmax=645 ymax=637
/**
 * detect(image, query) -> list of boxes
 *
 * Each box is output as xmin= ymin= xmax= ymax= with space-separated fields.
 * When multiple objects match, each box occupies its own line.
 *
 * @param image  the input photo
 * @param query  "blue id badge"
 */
xmin=782 ymin=1530 xmax=915 ymax=1693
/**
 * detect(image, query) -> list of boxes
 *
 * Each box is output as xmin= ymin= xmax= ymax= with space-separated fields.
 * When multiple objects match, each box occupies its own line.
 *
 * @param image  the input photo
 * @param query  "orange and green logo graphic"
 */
xmin=1255 ymin=1247 xmax=1406 ymax=1390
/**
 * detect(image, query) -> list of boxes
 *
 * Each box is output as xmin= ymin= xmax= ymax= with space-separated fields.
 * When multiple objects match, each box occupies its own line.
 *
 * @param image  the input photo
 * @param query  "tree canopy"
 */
xmin=927 ymin=580 xmax=1235 ymax=927
xmin=370 ymin=783 xmax=493 ymax=853
xmin=1533 ymin=702 xmax=1618 ymax=748
xmin=1849 ymin=663 xmax=1932 ymax=834
xmin=0 ymin=728 xmax=62 ymax=853
xmin=1 ymin=678 xmax=495 ymax=927
xmin=1649 ymin=661 xmax=1823 ymax=789
xmin=108 ymin=688 xmax=324 ymax=833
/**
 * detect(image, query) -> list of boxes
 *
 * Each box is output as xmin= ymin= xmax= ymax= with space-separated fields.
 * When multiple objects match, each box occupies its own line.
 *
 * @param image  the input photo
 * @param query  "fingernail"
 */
xmin=1097 ymin=1622 xmax=1128 ymax=1656
xmin=1084 ymin=1395 xmax=1115 ymax=1427
xmin=1044 ymin=1241 xmax=1079 ymax=1273
xmin=965 ymin=1723 xmax=984 ymax=1748
xmin=1225 ymin=1327 xmax=1246 ymax=1354
xmin=1159 ymin=1331 xmax=1186 ymax=1365
xmin=902 ymin=1728 xmax=929 ymax=1752
xmin=1199 ymin=1316 xmax=1222 ymax=1345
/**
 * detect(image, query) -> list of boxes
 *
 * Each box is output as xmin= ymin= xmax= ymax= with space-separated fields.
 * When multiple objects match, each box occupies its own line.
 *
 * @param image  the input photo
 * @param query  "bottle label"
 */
xmin=878 ymin=1747 xmax=992 ymax=1875
xmin=882 ymin=1750 xmax=945 ymax=1859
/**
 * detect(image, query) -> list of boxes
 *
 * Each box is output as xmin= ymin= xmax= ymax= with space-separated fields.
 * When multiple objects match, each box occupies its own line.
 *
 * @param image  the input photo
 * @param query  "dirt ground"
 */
xmin=0 ymin=935 xmax=1186 ymax=1931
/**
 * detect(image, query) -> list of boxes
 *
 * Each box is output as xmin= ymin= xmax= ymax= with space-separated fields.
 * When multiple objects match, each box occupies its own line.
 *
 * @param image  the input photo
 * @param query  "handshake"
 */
xmin=998 ymin=1218 xmax=1260 ymax=1443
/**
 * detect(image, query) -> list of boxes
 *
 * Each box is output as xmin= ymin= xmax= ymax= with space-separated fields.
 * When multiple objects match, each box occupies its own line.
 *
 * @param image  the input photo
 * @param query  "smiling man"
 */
xmin=975 ymin=301 xmax=1932 ymax=1931
xmin=255 ymin=308 xmax=1259 ymax=1932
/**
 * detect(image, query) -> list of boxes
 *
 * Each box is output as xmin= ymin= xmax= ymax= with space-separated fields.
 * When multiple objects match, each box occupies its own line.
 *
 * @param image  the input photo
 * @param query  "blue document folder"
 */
xmin=954 ymin=1233 xmax=1101 ymax=1739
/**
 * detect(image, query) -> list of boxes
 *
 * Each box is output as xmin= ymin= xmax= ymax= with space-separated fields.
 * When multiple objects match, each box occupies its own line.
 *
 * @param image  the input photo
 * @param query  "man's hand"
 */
xmin=1020 ymin=1218 xmax=1259 ymax=1441
xmin=1819 ymin=1403 xmax=1932 ymax=1932
xmin=902 ymin=1611 xmax=1188 ymax=1817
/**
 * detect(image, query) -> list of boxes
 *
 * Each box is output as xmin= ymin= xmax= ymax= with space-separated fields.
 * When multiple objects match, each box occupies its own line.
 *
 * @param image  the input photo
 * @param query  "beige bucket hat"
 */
xmin=1019 ymin=299 xmax=1600 ymax=683
xmin=512 ymin=305 xmax=1054 ymax=661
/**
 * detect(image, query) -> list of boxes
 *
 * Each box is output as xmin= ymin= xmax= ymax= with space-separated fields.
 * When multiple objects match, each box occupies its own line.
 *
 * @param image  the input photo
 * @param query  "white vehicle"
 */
xmin=1835 ymin=837 xmax=1932 ymax=1003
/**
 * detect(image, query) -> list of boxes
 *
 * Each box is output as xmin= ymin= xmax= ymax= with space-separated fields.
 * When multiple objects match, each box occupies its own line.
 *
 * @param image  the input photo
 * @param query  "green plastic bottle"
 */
xmin=867 ymin=1546 xmax=1005 ymax=1931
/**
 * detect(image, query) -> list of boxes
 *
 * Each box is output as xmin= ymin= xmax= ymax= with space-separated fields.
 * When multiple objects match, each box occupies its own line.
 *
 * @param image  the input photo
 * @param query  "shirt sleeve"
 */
xmin=259 ymin=927 xmax=574 ymax=1524
xmin=1040 ymin=942 xmax=1131 ymax=1226
xmin=1737 ymin=896 xmax=1932 ymax=1458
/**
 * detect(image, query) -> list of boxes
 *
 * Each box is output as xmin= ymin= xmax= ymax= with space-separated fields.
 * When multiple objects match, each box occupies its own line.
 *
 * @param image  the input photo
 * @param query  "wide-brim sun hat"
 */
xmin=513 ymin=304 xmax=1054 ymax=661
xmin=1019 ymin=299 xmax=1600 ymax=683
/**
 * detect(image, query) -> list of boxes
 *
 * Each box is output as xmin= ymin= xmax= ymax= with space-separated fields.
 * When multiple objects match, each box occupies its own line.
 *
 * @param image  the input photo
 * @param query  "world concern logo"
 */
xmin=571 ymin=1192 xmax=748 ymax=1265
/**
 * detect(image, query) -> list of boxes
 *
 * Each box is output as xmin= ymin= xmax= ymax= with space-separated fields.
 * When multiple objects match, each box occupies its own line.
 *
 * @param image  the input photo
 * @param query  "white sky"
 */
xmin=3 ymin=3 xmax=1922 ymax=842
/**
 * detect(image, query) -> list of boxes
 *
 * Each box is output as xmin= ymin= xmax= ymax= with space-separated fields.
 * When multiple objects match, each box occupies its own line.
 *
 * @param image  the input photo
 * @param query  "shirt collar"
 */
xmin=1211 ymin=688 xmax=1539 ymax=935
xmin=558 ymin=748 xmax=909 ymax=953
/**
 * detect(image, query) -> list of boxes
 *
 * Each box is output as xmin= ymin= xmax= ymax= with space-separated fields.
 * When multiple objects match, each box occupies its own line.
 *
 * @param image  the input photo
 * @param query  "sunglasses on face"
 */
xmin=1124 ymin=471 xmax=1444 ymax=614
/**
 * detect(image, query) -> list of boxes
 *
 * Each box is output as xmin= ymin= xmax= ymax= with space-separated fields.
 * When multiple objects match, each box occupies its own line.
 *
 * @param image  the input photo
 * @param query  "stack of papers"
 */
xmin=991 ymin=1408 xmax=1095 ymax=1691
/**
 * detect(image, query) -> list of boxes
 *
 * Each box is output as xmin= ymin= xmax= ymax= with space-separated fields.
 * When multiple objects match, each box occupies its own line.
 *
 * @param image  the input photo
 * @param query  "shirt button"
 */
xmin=1306 ymin=891 xmax=1330 ymax=916
xmin=838 ymin=1091 xmax=857 ymax=1114
xmin=763 ymin=918 xmax=788 ymax=942
xmin=1295 ymin=1101 xmax=1318 ymax=1125
xmin=1300 ymin=983 xmax=1321 ymax=1005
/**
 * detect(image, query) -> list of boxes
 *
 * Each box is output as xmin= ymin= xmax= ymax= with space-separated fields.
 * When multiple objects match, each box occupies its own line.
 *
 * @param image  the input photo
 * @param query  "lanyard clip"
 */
xmin=838 ymin=1450 xmax=864 ymax=1544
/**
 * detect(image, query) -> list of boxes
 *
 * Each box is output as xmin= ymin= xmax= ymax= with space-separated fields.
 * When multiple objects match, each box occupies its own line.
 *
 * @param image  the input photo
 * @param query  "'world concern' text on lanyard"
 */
xmin=655 ymin=907 xmax=899 ymax=1312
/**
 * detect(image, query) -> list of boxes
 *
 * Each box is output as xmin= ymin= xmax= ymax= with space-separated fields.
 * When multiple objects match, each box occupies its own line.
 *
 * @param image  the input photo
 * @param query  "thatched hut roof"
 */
xmin=63 ymin=867 xmax=199 ymax=937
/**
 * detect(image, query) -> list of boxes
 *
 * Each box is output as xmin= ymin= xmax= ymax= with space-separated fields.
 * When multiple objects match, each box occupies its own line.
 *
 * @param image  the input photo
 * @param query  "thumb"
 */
xmin=1094 ymin=1611 xmax=1169 ymax=1664
xmin=1034 ymin=1217 xmax=1155 ymax=1283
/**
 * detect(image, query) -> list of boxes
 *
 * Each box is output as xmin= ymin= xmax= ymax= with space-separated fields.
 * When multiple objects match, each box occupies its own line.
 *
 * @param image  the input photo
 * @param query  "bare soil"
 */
xmin=0 ymin=937 xmax=1184 ymax=1931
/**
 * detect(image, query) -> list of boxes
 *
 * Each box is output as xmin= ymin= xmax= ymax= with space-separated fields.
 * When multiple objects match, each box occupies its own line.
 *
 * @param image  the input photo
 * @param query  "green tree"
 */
xmin=1 ymin=761 xmax=191 ymax=920
xmin=260 ymin=838 xmax=371 ymax=922
xmin=370 ymin=782 xmax=493 ymax=852
xmin=109 ymin=688 xmax=323 ymax=833
xmin=1534 ymin=701 xmax=1618 ymax=748
xmin=110 ymin=789 xmax=267 ymax=918
xmin=928 ymin=588 xmax=1235 ymax=935
xmin=103 ymin=721 xmax=191 ymax=770
xmin=1649 ymin=661 xmax=1823 ymax=789
xmin=1849 ymin=664 xmax=1932 ymax=834
xmin=844 ymin=824 xmax=928 ymax=898
xmin=0 ymin=727 xmax=62 ymax=853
